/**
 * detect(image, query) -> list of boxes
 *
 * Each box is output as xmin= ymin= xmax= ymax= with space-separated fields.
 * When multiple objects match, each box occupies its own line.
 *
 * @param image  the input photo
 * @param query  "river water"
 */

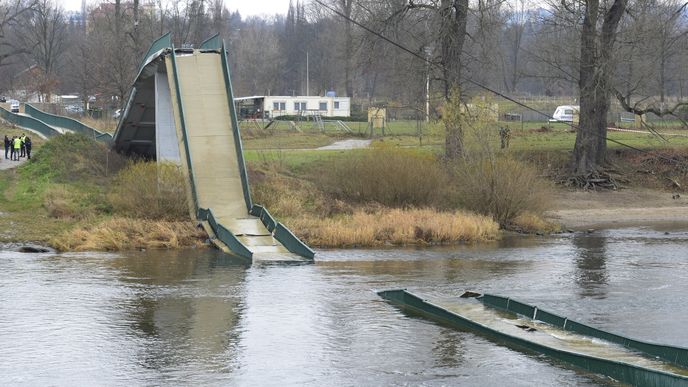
xmin=1 ymin=226 xmax=687 ymax=386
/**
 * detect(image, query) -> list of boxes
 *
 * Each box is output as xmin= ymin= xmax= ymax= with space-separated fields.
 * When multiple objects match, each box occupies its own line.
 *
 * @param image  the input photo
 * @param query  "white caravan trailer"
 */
xmin=549 ymin=105 xmax=579 ymax=122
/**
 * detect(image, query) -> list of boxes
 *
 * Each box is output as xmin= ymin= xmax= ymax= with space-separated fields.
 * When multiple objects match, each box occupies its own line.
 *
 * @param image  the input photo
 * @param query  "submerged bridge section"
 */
xmin=113 ymin=33 xmax=314 ymax=262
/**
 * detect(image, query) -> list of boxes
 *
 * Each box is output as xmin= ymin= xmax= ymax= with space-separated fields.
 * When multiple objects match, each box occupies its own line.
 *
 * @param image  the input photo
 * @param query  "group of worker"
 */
xmin=3 ymin=134 xmax=32 ymax=161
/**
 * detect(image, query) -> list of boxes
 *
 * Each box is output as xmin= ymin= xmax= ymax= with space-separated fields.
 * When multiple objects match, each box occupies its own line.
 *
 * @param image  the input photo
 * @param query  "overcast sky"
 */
xmin=60 ymin=0 xmax=293 ymax=17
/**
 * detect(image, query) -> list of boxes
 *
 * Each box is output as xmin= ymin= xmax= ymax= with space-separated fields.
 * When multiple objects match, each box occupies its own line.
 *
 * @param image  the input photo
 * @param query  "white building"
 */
xmin=235 ymin=95 xmax=351 ymax=119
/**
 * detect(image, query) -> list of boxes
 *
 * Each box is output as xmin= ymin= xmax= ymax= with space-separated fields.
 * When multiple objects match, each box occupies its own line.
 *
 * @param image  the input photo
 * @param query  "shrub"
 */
xmin=451 ymin=157 xmax=552 ymax=226
xmin=108 ymin=161 xmax=189 ymax=220
xmin=43 ymin=185 xmax=112 ymax=219
xmin=315 ymin=145 xmax=450 ymax=208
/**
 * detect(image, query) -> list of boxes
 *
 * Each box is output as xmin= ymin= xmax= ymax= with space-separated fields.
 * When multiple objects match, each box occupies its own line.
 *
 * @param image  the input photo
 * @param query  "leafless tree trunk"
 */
xmin=439 ymin=0 xmax=468 ymax=159
xmin=572 ymin=0 xmax=627 ymax=174
xmin=340 ymin=0 xmax=354 ymax=98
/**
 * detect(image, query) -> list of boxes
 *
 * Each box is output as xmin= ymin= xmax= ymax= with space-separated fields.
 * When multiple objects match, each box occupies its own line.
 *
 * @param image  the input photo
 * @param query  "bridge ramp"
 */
xmin=170 ymin=52 xmax=295 ymax=258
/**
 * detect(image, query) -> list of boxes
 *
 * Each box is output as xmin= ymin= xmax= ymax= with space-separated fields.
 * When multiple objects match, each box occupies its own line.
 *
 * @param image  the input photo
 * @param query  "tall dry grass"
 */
xmin=109 ymin=161 xmax=189 ymax=220
xmin=43 ymin=186 xmax=83 ymax=218
xmin=78 ymin=116 xmax=117 ymax=133
xmin=510 ymin=211 xmax=561 ymax=234
xmin=315 ymin=145 xmax=450 ymax=208
xmin=250 ymin=169 xmax=353 ymax=218
xmin=51 ymin=217 xmax=207 ymax=251
xmin=287 ymin=208 xmax=498 ymax=247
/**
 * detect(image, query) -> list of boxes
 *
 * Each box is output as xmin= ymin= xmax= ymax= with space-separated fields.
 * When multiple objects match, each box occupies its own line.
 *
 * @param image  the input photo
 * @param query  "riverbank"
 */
xmin=546 ymin=188 xmax=688 ymax=230
xmin=3 ymin=128 xmax=688 ymax=251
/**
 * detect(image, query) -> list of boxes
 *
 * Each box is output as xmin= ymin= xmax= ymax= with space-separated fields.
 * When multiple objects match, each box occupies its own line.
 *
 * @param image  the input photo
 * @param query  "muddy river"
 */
xmin=1 ymin=226 xmax=687 ymax=385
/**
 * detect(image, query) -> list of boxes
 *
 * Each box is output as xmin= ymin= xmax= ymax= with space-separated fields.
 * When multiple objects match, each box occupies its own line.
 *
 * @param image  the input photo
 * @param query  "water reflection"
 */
xmin=432 ymin=328 xmax=466 ymax=368
xmin=110 ymin=249 xmax=249 ymax=379
xmin=572 ymin=232 xmax=609 ymax=299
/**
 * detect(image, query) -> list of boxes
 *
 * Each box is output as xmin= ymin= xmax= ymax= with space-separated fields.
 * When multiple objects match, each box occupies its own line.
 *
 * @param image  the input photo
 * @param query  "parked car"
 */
xmin=548 ymin=105 xmax=579 ymax=122
xmin=65 ymin=104 xmax=84 ymax=114
xmin=10 ymin=101 xmax=19 ymax=113
xmin=113 ymin=109 xmax=122 ymax=119
xmin=0 ymin=96 xmax=6 ymax=103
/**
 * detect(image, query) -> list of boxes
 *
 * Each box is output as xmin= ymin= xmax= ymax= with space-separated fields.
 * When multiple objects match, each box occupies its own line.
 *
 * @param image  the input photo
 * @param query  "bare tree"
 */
xmin=0 ymin=0 xmax=37 ymax=70
xmin=19 ymin=0 xmax=67 ymax=101
xmin=380 ymin=0 xmax=469 ymax=159
xmin=612 ymin=0 xmax=688 ymax=123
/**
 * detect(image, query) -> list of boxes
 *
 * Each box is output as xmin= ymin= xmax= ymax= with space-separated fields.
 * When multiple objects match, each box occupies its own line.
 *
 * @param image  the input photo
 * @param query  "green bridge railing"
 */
xmin=197 ymin=208 xmax=252 ymax=261
xmin=137 ymin=32 xmax=172 ymax=75
xmin=200 ymin=34 xmax=221 ymax=50
xmin=250 ymin=204 xmax=314 ymax=259
xmin=220 ymin=39 xmax=253 ymax=211
xmin=24 ymin=104 xmax=112 ymax=141
xmin=0 ymin=107 xmax=60 ymax=138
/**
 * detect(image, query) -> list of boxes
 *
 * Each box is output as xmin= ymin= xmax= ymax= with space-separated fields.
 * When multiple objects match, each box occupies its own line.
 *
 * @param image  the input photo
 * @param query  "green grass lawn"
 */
xmin=242 ymin=133 xmax=338 ymax=150
xmin=245 ymin=149 xmax=346 ymax=173
xmin=243 ymin=119 xmax=688 ymax=176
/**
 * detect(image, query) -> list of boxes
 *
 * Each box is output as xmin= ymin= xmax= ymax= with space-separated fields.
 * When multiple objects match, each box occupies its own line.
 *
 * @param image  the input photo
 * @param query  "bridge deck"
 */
xmin=172 ymin=52 xmax=293 ymax=258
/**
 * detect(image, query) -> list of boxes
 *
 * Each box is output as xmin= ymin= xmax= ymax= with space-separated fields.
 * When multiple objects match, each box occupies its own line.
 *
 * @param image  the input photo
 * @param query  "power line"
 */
xmin=313 ymin=0 xmax=685 ymax=166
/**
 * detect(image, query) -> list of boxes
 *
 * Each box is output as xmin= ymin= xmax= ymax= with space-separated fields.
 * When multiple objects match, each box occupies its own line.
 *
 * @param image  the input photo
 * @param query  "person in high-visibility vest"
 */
xmin=12 ymin=136 xmax=21 ymax=161
xmin=19 ymin=134 xmax=26 ymax=157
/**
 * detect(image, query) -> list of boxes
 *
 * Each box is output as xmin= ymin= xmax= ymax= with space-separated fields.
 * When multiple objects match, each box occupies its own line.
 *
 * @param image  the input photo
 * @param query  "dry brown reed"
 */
xmin=79 ymin=117 xmax=117 ymax=133
xmin=287 ymin=208 xmax=498 ymax=247
xmin=510 ymin=212 xmax=561 ymax=234
xmin=51 ymin=217 xmax=207 ymax=251
xmin=251 ymin=169 xmax=352 ymax=218
xmin=43 ymin=186 xmax=81 ymax=218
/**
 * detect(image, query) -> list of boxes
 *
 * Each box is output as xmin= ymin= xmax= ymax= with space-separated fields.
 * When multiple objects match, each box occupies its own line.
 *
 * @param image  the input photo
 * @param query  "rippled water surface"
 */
xmin=1 ymin=227 xmax=688 ymax=386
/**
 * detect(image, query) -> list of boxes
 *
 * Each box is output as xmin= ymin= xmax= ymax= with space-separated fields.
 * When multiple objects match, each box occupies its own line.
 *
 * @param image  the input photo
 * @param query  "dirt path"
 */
xmin=0 ymin=156 xmax=27 ymax=170
xmin=316 ymin=139 xmax=372 ymax=150
xmin=546 ymin=188 xmax=688 ymax=229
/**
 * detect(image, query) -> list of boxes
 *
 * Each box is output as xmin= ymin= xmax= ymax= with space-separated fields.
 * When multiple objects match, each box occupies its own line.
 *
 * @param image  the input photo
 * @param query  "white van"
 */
xmin=10 ymin=101 xmax=19 ymax=113
xmin=549 ymin=105 xmax=579 ymax=122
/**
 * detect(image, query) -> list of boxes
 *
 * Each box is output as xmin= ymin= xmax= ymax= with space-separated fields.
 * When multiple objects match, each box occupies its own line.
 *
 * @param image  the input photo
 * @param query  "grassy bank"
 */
xmin=4 ymin=118 xmax=684 ymax=252
xmin=248 ymin=144 xmax=555 ymax=247
xmin=0 ymin=132 xmax=206 ymax=251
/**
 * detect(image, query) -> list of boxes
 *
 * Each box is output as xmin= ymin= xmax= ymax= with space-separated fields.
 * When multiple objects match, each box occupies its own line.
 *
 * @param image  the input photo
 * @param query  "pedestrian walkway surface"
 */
xmin=0 ymin=157 xmax=27 ymax=170
xmin=170 ymin=52 xmax=297 ymax=259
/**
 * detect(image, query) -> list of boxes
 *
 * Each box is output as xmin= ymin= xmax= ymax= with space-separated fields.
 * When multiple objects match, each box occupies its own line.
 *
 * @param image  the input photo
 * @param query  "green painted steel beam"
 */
xmin=378 ymin=289 xmax=688 ymax=387
xmin=0 ymin=107 xmax=60 ymax=138
xmin=24 ymin=104 xmax=111 ymax=141
xmin=200 ymin=34 xmax=221 ymax=50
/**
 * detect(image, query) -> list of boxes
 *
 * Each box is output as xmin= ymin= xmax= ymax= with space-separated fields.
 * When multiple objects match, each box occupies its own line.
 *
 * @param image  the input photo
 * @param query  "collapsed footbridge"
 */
xmin=0 ymin=33 xmax=313 ymax=262
xmin=113 ymin=33 xmax=314 ymax=262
